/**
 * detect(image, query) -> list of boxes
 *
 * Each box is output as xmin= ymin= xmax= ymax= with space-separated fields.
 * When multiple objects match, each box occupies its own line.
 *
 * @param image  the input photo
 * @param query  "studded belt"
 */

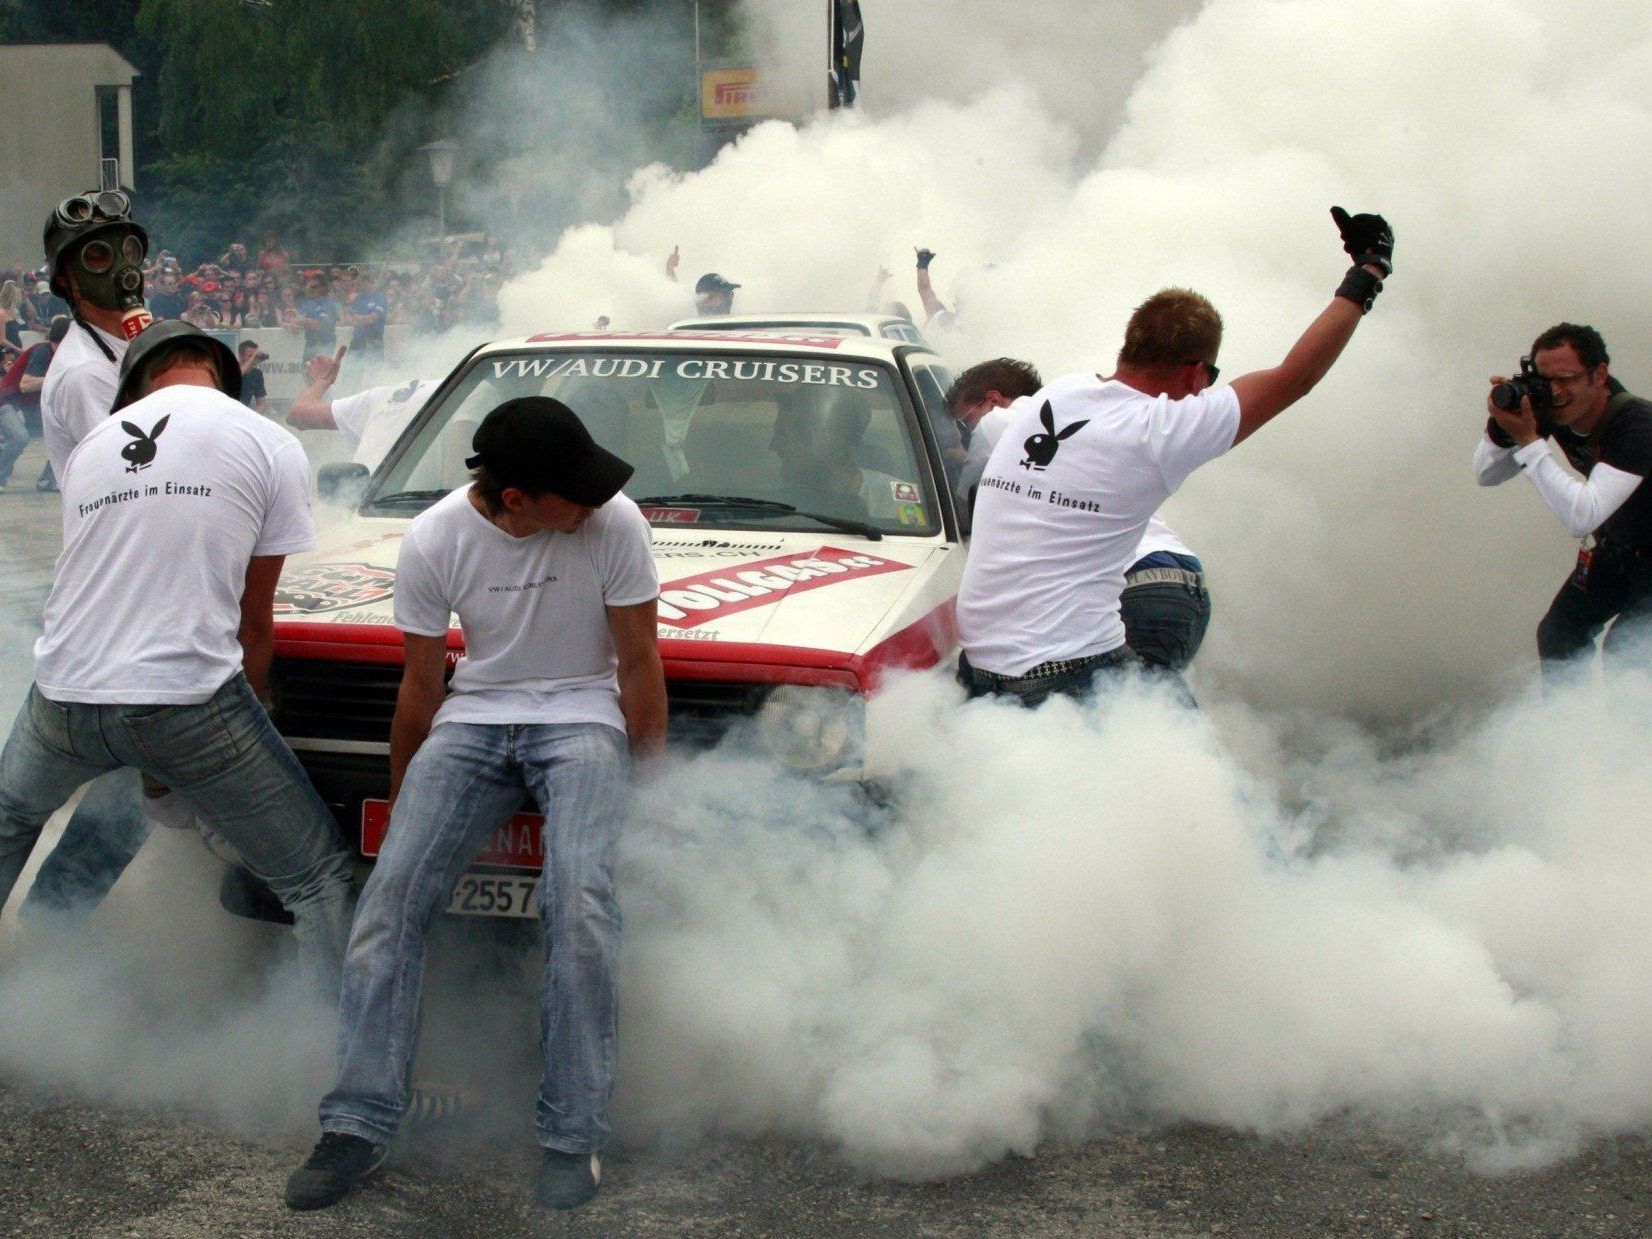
xmin=972 ymin=645 xmax=1137 ymax=686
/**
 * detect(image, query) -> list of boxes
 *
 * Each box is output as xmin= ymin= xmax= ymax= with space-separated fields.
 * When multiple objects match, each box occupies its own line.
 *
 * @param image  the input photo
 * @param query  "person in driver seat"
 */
xmin=769 ymin=389 xmax=903 ymax=523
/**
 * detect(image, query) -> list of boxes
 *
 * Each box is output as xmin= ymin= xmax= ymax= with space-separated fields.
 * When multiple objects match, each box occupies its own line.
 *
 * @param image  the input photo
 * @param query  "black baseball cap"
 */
xmin=694 ymin=272 xmax=740 ymax=294
xmin=466 ymin=396 xmax=633 ymax=507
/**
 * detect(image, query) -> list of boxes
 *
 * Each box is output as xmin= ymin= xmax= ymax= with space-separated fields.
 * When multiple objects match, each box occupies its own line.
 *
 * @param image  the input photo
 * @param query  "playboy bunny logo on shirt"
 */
xmin=120 ymin=414 xmax=168 ymax=473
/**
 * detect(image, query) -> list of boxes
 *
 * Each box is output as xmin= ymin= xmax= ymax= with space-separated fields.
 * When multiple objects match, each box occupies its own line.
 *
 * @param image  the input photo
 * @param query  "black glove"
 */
xmin=915 ymin=248 xmax=935 ymax=270
xmin=1484 ymin=415 xmax=1515 ymax=449
xmin=1330 ymin=206 xmax=1393 ymax=276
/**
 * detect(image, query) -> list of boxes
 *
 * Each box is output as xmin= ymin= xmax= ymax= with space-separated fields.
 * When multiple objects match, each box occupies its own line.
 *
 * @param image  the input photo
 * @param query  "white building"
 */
xmin=0 ymin=43 xmax=138 ymax=268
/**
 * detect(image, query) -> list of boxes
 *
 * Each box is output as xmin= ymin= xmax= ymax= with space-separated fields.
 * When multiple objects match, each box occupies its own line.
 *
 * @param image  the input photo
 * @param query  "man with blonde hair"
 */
xmin=955 ymin=206 xmax=1394 ymax=706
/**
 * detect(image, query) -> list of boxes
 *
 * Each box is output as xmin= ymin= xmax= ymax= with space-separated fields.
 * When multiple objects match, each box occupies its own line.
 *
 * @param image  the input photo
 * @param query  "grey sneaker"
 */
xmin=284 ymin=1132 xmax=387 ymax=1210
xmin=536 ymin=1148 xmax=601 ymax=1210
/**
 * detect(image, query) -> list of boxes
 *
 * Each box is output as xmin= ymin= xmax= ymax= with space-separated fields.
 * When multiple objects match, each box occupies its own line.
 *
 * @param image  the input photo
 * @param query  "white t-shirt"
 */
xmin=966 ymin=397 xmax=1199 ymax=566
xmin=1132 ymin=514 xmax=1196 ymax=564
xmin=957 ymin=374 xmax=1239 ymax=675
xmin=41 ymin=320 xmax=126 ymax=479
xmin=34 ymin=384 xmax=316 ymax=703
xmin=330 ymin=377 xmax=440 ymax=470
xmin=394 ymin=487 xmax=659 ymax=731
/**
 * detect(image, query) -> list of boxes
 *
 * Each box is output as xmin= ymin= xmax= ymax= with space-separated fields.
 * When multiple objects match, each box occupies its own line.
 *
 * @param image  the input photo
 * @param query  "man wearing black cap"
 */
xmin=693 ymin=271 xmax=739 ymax=316
xmin=0 ymin=321 xmax=355 ymax=987
xmin=288 ymin=396 xmax=664 ymax=1214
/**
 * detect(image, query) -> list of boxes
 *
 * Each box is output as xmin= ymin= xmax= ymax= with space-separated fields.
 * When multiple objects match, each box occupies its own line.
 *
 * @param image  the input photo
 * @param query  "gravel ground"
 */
xmin=4 ymin=1079 xmax=1652 ymax=1238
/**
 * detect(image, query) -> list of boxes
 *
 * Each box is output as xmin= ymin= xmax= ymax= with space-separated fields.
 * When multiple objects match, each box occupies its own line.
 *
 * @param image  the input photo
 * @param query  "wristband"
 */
xmin=1335 ymin=265 xmax=1383 ymax=313
xmin=1485 ymin=415 xmax=1515 ymax=449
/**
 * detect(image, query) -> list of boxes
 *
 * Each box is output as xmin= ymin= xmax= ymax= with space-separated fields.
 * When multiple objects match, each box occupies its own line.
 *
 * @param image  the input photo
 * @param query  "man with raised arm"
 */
xmin=955 ymin=206 xmax=1394 ymax=706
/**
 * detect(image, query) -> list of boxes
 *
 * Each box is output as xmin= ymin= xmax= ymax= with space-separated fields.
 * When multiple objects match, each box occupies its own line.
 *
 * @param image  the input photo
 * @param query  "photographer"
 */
xmin=239 ymin=339 xmax=269 ymax=413
xmin=1477 ymin=323 xmax=1652 ymax=674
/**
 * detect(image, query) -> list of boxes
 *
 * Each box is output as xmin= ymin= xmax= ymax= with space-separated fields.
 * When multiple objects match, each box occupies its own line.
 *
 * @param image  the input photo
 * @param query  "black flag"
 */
xmin=828 ymin=0 xmax=865 ymax=109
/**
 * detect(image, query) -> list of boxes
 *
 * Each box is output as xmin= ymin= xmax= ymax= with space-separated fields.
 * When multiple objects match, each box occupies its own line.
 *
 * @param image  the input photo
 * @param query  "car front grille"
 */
xmin=270 ymin=658 xmax=770 ymax=746
xmin=270 ymin=660 xmax=405 ymax=743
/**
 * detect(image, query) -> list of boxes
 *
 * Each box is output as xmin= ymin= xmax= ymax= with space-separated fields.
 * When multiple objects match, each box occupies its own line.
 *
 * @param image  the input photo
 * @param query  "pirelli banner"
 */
xmin=700 ymin=66 xmax=794 ymax=124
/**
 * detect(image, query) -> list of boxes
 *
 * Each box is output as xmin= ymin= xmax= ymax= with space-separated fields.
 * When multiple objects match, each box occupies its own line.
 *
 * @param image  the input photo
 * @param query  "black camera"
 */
xmin=1491 ymin=356 xmax=1554 ymax=414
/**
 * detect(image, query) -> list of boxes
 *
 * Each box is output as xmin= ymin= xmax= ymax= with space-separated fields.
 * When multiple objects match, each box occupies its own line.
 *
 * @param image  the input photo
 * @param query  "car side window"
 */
xmin=909 ymin=363 xmax=963 ymax=522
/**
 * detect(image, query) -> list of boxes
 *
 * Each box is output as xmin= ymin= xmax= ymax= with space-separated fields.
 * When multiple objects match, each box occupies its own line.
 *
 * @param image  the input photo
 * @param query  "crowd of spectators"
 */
xmin=0 ymin=231 xmax=513 ymax=369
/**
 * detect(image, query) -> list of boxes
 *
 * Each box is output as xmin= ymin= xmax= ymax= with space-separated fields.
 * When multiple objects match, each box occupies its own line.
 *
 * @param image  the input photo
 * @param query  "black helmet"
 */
xmin=113 ymin=320 xmax=241 ymax=412
xmin=43 ymin=190 xmax=149 ymax=301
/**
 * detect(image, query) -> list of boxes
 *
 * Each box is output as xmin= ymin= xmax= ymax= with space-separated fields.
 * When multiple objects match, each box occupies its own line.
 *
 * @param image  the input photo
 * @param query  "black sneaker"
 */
xmin=284 ymin=1132 xmax=387 ymax=1210
xmin=536 ymin=1148 xmax=601 ymax=1210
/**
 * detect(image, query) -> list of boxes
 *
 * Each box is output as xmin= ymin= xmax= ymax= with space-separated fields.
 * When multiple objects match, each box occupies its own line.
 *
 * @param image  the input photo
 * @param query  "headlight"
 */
xmin=757 ymin=686 xmax=863 ymax=774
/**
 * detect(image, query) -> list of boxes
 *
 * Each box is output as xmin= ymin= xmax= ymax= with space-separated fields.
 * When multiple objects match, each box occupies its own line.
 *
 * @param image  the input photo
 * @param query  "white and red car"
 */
xmin=231 ymin=330 xmax=965 ymax=920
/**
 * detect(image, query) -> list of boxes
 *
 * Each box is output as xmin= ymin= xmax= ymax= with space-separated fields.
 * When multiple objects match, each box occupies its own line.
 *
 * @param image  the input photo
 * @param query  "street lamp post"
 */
xmin=420 ymin=139 xmax=460 ymax=244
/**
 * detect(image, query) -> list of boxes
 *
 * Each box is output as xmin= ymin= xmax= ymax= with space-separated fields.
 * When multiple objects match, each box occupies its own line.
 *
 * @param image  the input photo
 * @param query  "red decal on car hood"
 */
xmin=655 ymin=546 xmax=911 ymax=628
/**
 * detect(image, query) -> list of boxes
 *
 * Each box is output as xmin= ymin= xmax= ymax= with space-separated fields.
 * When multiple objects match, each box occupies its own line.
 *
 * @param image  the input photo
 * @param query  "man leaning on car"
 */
xmin=286 ymin=396 xmax=666 ymax=1214
xmin=0 ymin=321 xmax=354 ymax=990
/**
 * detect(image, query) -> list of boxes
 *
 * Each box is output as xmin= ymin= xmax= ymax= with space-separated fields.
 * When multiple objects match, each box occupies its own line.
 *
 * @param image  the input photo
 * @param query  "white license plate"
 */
xmin=447 ymin=872 xmax=540 ymax=918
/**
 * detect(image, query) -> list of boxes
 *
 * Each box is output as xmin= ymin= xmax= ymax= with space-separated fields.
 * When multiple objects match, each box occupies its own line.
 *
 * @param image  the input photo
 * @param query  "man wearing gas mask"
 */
xmin=20 ymin=190 xmax=157 ymax=919
xmin=1475 ymin=323 xmax=1652 ymax=677
xmin=40 ymin=190 xmax=154 ymax=484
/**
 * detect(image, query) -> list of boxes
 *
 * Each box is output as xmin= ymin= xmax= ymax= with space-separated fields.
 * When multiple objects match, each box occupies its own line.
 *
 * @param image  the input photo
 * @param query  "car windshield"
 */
xmin=367 ymin=348 xmax=942 ymax=535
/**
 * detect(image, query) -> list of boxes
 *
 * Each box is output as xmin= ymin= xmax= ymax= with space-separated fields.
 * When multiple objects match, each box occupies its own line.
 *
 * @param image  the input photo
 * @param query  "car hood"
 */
xmin=273 ymin=518 xmax=960 ymax=685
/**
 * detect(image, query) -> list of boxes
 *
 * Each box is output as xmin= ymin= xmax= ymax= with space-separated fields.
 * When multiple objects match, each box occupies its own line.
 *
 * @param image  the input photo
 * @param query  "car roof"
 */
xmin=475 ymin=329 xmax=938 ymax=366
xmin=668 ymin=313 xmax=915 ymax=336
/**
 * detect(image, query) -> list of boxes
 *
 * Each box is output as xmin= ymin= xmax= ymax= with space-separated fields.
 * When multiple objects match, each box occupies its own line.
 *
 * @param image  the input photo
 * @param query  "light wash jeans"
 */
xmin=0 ymin=675 xmax=354 ymax=994
xmin=320 ymin=720 xmax=630 ymax=1154
xmin=17 ymin=765 xmax=152 ymax=925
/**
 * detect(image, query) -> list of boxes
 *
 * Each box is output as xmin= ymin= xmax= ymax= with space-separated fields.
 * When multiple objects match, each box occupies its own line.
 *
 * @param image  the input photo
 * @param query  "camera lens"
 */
xmin=1491 ymin=379 xmax=1524 ymax=412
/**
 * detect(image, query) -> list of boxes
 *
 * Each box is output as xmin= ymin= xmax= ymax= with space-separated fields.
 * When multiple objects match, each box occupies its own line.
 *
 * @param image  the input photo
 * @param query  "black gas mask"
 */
xmin=43 ymin=191 xmax=153 ymax=338
xmin=70 ymin=227 xmax=148 ymax=313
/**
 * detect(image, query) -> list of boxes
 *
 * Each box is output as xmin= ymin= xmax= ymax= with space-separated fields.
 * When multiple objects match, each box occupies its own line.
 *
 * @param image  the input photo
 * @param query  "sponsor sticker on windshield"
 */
xmin=641 ymin=506 xmax=702 ymax=524
xmin=488 ymin=355 xmax=881 ymax=389
xmin=654 ymin=546 xmax=911 ymax=628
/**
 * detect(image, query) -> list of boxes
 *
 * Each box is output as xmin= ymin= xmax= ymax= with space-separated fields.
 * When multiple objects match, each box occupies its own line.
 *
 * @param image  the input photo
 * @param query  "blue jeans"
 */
xmin=1121 ymin=571 xmax=1211 ymax=673
xmin=0 ymin=403 xmax=27 ymax=485
xmin=320 ymin=720 xmax=631 ymax=1153
xmin=0 ymin=675 xmax=354 ymax=993
xmin=18 ymin=766 xmax=152 ymax=925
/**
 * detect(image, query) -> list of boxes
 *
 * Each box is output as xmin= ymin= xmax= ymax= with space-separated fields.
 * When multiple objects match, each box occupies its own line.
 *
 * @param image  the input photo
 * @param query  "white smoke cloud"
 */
xmin=611 ymin=667 xmax=1652 ymax=1178
xmin=501 ymin=0 xmax=1652 ymax=721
